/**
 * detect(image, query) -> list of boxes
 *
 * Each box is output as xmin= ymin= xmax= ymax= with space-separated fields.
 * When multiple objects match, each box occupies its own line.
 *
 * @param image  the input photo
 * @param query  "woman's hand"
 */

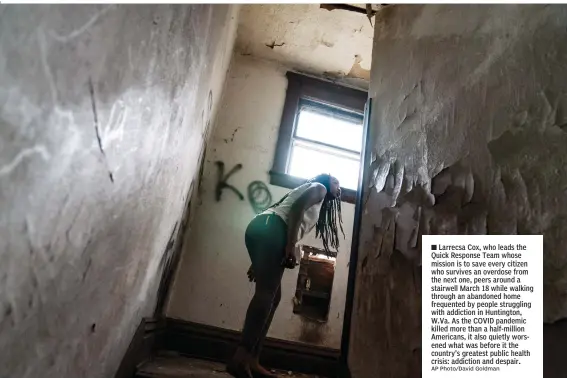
xmin=247 ymin=265 xmax=255 ymax=282
xmin=282 ymin=244 xmax=297 ymax=269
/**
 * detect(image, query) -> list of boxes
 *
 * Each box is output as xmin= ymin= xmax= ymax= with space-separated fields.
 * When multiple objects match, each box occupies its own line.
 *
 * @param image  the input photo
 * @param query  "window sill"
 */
xmin=269 ymin=170 xmax=357 ymax=204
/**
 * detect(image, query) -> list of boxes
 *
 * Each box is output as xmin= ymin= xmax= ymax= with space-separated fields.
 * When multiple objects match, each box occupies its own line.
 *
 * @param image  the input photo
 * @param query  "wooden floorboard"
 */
xmin=136 ymin=355 xmax=324 ymax=378
xmin=162 ymin=318 xmax=339 ymax=377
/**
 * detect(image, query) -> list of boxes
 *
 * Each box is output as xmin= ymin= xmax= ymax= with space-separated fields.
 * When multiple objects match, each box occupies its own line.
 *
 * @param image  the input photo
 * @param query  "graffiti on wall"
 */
xmin=214 ymin=161 xmax=273 ymax=213
xmin=214 ymin=161 xmax=244 ymax=201
xmin=248 ymin=181 xmax=273 ymax=214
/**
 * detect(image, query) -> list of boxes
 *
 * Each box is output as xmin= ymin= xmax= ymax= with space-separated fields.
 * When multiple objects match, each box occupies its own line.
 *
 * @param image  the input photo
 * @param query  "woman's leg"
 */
xmin=229 ymin=215 xmax=286 ymax=377
xmin=230 ymin=280 xmax=281 ymax=378
xmin=252 ymin=285 xmax=281 ymax=357
xmin=240 ymin=257 xmax=284 ymax=355
xmin=248 ymin=285 xmax=281 ymax=377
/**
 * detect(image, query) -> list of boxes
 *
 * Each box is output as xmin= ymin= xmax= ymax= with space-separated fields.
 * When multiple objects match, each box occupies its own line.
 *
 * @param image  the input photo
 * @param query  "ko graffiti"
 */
xmin=215 ymin=161 xmax=273 ymax=214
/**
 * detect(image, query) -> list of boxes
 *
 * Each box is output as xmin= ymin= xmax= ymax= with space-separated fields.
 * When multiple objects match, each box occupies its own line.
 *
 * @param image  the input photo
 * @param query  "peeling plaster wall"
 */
xmin=166 ymin=54 xmax=355 ymax=349
xmin=348 ymin=5 xmax=567 ymax=378
xmin=236 ymin=4 xmax=373 ymax=89
xmin=0 ymin=5 xmax=238 ymax=378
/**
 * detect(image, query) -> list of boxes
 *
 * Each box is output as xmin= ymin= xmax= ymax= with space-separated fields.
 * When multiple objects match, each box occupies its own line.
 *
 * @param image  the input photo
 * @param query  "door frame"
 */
xmin=338 ymin=98 xmax=372 ymax=377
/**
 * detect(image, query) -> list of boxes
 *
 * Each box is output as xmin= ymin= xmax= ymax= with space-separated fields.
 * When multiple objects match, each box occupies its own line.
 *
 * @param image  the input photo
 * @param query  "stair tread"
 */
xmin=137 ymin=356 xmax=228 ymax=377
xmin=137 ymin=355 xmax=322 ymax=378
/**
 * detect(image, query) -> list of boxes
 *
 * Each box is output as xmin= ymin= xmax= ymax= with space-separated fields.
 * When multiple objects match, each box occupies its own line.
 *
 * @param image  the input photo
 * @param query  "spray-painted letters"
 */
xmin=248 ymin=181 xmax=272 ymax=214
xmin=214 ymin=161 xmax=273 ymax=213
xmin=215 ymin=161 xmax=244 ymax=201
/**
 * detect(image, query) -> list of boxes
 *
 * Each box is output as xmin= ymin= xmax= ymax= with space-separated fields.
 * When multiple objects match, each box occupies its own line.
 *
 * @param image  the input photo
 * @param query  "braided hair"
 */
xmin=266 ymin=173 xmax=345 ymax=255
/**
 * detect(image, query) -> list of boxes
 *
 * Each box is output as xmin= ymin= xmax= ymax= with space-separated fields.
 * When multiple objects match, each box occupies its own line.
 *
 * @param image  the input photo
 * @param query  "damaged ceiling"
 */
xmin=235 ymin=4 xmax=375 ymax=89
xmin=322 ymin=4 xmax=385 ymax=19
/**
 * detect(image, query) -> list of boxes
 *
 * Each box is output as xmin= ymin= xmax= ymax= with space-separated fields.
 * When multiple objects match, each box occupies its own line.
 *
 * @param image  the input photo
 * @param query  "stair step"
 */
xmin=136 ymin=356 xmax=228 ymax=377
xmin=136 ymin=355 xmax=323 ymax=378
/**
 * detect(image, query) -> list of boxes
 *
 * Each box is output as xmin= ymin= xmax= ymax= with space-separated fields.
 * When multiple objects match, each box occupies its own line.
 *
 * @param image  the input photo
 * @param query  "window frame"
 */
xmin=269 ymin=71 xmax=368 ymax=204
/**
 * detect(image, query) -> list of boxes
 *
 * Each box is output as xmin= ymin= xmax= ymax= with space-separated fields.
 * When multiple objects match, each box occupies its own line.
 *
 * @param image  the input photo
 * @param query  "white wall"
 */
xmin=0 ymin=5 xmax=238 ymax=378
xmin=349 ymin=5 xmax=567 ymax=378
xmin=166 ymin=54 xmax=356 ymax=349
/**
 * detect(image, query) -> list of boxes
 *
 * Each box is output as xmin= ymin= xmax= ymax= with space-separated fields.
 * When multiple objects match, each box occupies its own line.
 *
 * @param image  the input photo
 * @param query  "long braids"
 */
xmin=316 ymin=184 xmax=345 ymax=255
xmin=265 ymin=174 xmax=345 ymax=256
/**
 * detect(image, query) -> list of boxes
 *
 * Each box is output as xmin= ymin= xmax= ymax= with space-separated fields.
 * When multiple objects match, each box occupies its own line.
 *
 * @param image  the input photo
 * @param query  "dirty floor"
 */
xmin=137 ymin=356 xmax=323 ymax=378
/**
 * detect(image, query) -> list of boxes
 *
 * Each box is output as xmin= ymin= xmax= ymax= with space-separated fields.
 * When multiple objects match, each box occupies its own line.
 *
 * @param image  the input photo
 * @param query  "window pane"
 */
xmin=295 ymin=106 xmax=363 ymax=153
xmin=287 ymin=141 xmax=360 ymax=190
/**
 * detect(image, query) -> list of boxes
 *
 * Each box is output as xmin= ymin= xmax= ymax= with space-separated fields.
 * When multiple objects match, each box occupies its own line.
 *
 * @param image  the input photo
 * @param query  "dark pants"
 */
xmin=240 ymin=213 xmax=287 ymax=356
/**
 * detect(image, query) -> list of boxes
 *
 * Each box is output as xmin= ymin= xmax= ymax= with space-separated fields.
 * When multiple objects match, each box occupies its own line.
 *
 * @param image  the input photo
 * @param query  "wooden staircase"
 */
xmin=115 ymin=318 xmax=340 ymax=378
xmin=135 ymin=354 xmax=322 ymax=378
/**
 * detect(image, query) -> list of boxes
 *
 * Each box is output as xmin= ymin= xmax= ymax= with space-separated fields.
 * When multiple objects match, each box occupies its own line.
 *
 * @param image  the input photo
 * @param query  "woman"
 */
xmin=227 ymin=173 xmax=344 ymax=378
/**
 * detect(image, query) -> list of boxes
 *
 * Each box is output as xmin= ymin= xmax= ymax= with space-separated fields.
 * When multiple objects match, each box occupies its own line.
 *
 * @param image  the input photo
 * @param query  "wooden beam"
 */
xmin=320 ymin=4 xmax=370 ymax=15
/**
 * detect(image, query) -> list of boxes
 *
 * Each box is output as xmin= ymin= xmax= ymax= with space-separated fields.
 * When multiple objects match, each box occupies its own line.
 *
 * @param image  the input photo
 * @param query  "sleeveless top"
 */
xmin=261 ymin=182 xmax=325 ymax=247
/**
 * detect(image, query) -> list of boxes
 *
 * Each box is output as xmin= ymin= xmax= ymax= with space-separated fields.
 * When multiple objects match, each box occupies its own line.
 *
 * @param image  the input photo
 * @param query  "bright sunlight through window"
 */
xmin=287 ymin=100 xmax=363 ymax=190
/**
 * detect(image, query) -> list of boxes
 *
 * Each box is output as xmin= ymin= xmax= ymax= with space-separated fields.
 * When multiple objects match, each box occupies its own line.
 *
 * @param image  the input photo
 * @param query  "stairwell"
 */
xmin=136 ymin=355 xmax=321 ymax=378
xmin=115 ymin=318 xmax=338 ymax=378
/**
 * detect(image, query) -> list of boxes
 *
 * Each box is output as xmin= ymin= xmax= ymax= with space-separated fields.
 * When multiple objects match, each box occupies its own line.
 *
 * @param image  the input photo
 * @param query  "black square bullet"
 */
xmin=431 ymin=245 xmax=437 ymax=250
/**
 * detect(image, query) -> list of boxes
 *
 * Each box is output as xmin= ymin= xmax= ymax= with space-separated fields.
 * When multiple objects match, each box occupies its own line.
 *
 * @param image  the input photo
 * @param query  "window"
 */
xmin=288 ymin=100 xmax=363 ymax=191
xmin=270 ymin=72 xmax=368 ymax=203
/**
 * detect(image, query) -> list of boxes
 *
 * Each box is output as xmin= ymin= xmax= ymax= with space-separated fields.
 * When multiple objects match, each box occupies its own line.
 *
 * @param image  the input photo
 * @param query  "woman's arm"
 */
xmin=283 ymin=184 xmax=327 ymax=267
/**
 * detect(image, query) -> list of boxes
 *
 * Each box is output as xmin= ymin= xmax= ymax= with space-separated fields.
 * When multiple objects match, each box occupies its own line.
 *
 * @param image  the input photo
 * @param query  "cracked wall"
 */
xmin=236 ymin=4 xmax=374 ymax=90
xmin=0 ymin=5 xmax=238 ymax=378
xmin=348 ymin=5 xmax=567 ymax=378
